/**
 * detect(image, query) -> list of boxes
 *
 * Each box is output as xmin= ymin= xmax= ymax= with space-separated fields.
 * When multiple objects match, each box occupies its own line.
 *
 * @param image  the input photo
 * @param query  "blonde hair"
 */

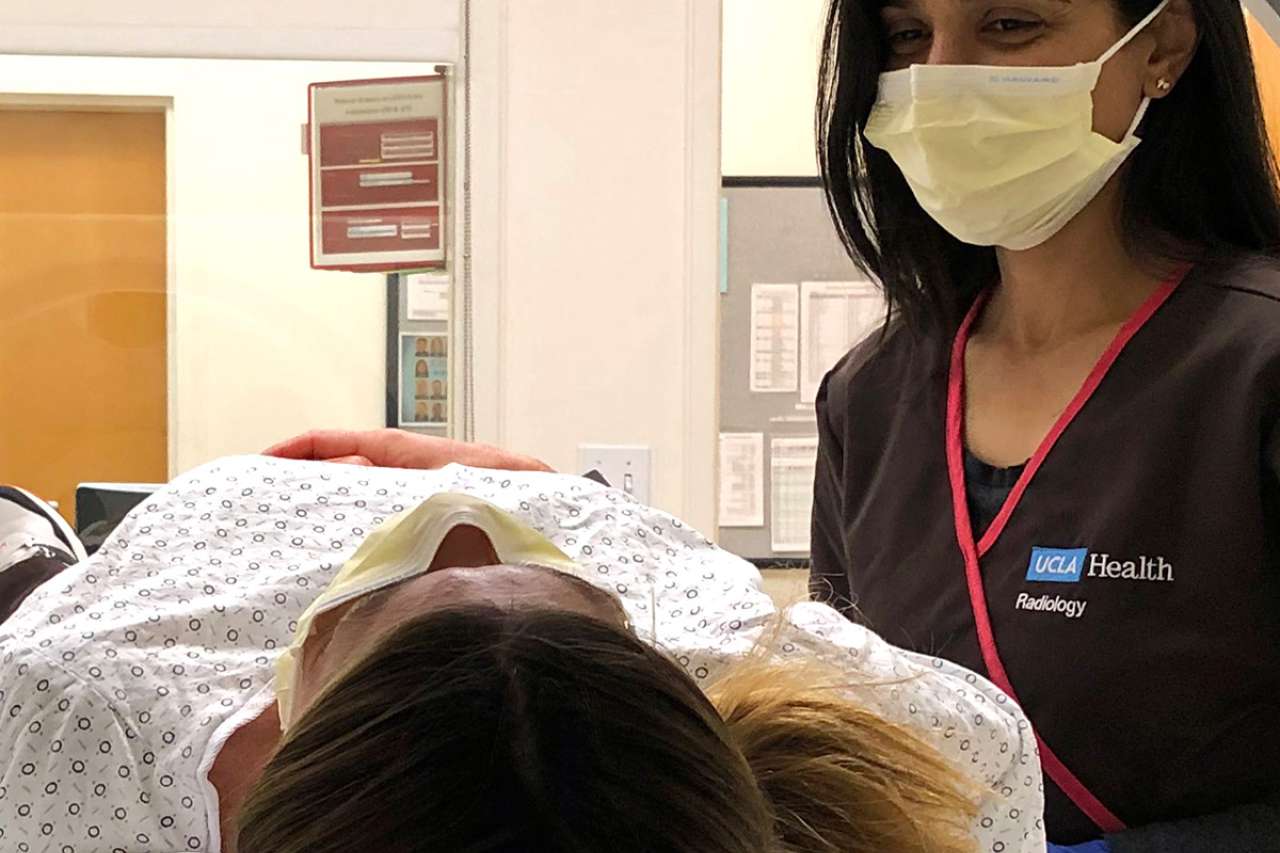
xmin=238 ymin=606 xmax=976 ymax=853
xmin=710 ymin=660 xmax=977 ymax=853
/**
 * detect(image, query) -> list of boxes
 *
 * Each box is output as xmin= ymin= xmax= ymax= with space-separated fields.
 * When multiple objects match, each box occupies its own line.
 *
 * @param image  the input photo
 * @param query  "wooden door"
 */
xmin=0 ymin=109 xmax=167 ymax=523
xmin=1250 ymin=13 xmax=1280 ymax=159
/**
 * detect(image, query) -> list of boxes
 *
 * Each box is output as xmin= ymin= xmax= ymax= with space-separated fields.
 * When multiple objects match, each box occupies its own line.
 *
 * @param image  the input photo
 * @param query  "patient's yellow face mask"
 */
xmin=274 ymin=493 xmax=577 ymax=730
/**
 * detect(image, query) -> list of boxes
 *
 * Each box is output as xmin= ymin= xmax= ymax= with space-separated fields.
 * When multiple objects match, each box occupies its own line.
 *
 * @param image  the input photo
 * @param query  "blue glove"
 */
xmin=1048 ymin=842 xmax=1110 ymax=853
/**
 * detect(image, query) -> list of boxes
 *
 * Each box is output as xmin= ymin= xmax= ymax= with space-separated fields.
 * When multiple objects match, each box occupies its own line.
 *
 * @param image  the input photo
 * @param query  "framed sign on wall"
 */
xmin=307 ymin=74 xmax=447 ymax=272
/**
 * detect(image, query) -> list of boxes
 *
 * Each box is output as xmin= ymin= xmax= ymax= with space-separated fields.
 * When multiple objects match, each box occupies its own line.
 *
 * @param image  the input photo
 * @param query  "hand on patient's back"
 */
xmin=316 ymin=454 xmax=375 ymax=467
xmin=263 ymin=429 xmax=553 ymax=473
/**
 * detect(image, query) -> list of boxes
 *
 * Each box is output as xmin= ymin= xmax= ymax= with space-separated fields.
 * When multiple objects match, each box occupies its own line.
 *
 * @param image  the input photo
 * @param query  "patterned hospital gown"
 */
xmin=0 ymin=456 xmax=1045 ymax=852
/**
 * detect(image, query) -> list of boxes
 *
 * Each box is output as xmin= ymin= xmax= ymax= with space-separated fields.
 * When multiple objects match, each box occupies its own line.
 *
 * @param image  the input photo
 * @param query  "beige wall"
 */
xmin=468 ymin=0 xmax=722 ymax=533
xmin=0 ymin=54 xmax=426 ymax=473
xmin=722 ymin=0 xmax=827 ymax=176
xmin=3 ymin=2 xmax=728 ymax=536
xmin=0 ymin=0 xmax=457 ymax=61
xmin=724 ymin=1 xmax=1280 ymax=178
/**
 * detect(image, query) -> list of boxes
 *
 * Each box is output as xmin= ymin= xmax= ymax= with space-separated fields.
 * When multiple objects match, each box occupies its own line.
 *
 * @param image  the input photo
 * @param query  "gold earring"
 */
xmin=1156 ymin=78 xmax=1172 ymax=92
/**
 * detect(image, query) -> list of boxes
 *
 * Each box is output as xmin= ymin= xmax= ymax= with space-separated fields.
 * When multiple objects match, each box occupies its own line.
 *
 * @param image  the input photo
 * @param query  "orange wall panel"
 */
xmin=1249 ymin=13 xmax=1280 ymax=161
xmin=0 ymin=109 xmax=167 ymax=522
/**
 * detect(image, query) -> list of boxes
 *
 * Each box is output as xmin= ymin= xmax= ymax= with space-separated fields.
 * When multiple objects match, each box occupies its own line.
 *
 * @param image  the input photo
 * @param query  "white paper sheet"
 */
xmin=770 ymin=435 xmax=819 ymax=553
xmin=406 ymin=272 xmax=451 ymax=321
xmin=719 ymin=432 xmax=765 ymax=527
xmin=749 ymin=283 xmax=799 ymax=393
xmin=799 ymin=280 xmax=883 ymax=403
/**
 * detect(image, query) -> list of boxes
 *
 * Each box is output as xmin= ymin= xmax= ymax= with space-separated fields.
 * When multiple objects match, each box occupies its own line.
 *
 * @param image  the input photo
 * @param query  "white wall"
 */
xmin=2 ymin=1 xmax=727 ymax=534
xmin=0 ymin=1 xmax=458 ymax=61
xmin=0 ymin=54 xmax=427 ymax=473
xmin=468 ymin=0 xmax=722 ymax=533
xmin=721 ymin=0 xmax=827 ymax=176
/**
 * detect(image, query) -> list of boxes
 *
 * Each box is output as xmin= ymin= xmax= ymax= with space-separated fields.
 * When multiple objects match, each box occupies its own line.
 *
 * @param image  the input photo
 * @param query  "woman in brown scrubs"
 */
xmin=809 ymin=0 xmax=1280 ymax=849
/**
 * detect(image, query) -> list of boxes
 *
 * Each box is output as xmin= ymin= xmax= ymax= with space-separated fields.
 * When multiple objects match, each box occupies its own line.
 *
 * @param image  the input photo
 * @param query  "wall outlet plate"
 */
xmin=576 ymin=445 xmax=651 ymax=504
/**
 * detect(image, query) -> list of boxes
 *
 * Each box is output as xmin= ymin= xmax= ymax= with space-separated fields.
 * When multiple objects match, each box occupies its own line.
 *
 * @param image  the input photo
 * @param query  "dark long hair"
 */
xmin=817 ymin=0 xmax=1280 ymax=333
xmin=237 ymin=605 xmax=977 ymax=853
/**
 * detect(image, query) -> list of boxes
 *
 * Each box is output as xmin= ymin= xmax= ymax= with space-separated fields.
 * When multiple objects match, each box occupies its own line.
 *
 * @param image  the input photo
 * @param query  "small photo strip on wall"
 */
xmin=399 ymin=333 xmax=449 ymax=427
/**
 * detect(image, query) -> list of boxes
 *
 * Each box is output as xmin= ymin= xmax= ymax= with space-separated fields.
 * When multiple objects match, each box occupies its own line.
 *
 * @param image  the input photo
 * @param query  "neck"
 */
xmin=209 ymin=700 xmax=282 ymax=853
xmin=984 ymin=182 xmax=1167 ymax=350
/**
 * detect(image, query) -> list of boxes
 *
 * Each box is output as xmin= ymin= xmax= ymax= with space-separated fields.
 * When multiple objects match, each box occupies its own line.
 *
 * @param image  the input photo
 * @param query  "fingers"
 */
xmin=263 ymin=429 xmax=555 ymax=473
xmin=261 ymin=433 xmax=311 ymax=458
xmin=372 ymin=434 xmax=554 ymax=472
xmin=263 ymin=430 xmax=383 ymax=462
xmin=324 ymin=455 xmax=375 ymax=467
xmin=460 ymin=442 xmax=555 ymax=473
xmin=263 ymin=430 xmax=352 ymax=460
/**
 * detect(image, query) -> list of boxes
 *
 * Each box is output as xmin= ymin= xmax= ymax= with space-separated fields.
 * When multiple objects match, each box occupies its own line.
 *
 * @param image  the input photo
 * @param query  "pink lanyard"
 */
xmin=943 ymin=270 xmax=1186 ymax=833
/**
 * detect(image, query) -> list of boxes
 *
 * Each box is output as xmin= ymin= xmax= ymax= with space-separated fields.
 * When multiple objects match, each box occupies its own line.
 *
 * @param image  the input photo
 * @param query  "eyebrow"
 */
xmin=880 ymin=0 xmax=1069 ymax=8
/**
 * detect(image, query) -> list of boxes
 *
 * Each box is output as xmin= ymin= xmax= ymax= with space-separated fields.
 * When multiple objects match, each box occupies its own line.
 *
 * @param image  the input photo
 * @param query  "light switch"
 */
xmin=576 ymin=445 xmax=652 ymax=504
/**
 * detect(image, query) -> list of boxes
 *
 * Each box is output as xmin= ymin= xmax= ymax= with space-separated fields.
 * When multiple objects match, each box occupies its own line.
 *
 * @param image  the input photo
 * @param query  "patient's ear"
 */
xmin=428 ymin=524 xmax=499 ymax=571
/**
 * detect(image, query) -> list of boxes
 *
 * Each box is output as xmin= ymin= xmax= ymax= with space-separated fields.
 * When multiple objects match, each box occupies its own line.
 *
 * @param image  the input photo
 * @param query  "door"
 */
xmin=1250 ymin=13 xmax=1280 ymax=158
xmin=0 ymin=108 xmax=167 ymax=523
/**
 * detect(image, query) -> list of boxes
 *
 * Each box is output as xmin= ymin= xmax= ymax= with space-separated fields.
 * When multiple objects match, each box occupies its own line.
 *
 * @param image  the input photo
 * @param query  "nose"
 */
xmin=925 ymin=32 xmax=974 ymax=65
xmin=427 ymin=524 xmax=500 ymax=572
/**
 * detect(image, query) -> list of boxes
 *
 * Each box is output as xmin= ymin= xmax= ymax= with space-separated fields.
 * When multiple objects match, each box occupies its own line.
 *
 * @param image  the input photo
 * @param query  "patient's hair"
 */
xmin=237 ymin=607 xmax=975 ymax=853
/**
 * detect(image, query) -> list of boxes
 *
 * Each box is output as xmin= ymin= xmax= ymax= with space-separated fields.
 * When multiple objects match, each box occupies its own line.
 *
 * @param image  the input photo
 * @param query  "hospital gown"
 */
xmin=0 ymin=456 xmax=1046 ymax=852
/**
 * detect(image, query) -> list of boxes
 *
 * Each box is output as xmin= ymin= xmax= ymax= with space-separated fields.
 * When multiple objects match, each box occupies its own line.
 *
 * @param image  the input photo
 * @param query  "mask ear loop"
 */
xmin=279 ymin=582 xmax=406 ymax=731
xmin=1097 ymin=0 xmax=1171 ymax=66
xmin=1097 ymin=0 xmax=1170 ymax=138
xmin=1125 ymin=97 xmax=1155 ymax=138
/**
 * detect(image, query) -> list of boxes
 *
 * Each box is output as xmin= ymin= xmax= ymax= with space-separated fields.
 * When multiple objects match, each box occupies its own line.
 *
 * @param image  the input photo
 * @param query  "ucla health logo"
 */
xmin=1026 ymin=547 xmax=1088 ymax=583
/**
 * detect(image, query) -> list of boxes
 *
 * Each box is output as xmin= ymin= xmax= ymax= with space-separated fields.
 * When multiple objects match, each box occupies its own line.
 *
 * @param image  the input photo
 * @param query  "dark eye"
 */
xmin=886 ymin=25 xmax=930 ymax=54
xmin=983 ymin=17 xmax=1042 ymax=34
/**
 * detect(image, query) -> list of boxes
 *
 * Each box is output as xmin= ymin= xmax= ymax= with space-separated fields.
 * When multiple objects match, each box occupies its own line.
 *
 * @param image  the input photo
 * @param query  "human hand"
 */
xmin=263 ymin=429 xmax=554 ymax=473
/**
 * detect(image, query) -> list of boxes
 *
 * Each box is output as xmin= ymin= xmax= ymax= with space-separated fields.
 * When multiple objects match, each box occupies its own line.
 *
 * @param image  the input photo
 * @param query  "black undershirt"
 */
xmin=963 ymin=449 xmax=1026 ymax=538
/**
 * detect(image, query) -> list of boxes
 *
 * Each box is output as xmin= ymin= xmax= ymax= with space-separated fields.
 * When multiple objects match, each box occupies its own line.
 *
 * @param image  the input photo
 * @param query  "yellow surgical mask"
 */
xmin=274 ymin=493 xmax=577 ymax=730
xmin=863 ymin=0 xmax=1168 ymax=250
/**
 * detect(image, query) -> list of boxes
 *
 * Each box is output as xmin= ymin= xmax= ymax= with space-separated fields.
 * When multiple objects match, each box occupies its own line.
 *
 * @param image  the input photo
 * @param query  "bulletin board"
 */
xmin=386 ymin=272 xmax=453 ymax=435
xmin=718 ymin=179 xmax=882 ymax=565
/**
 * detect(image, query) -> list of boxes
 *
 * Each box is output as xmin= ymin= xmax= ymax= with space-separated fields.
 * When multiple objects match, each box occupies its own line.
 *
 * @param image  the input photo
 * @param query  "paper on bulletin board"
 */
xmin=399 ymin=333 xmax=450 ymax=428
xmin=719 ymin=197 xmax=730 ymax=294
xmin=799 ymin=281 xmax=883 ymax=404
xmin=750 ymin=283 xmax=799 ymax=393
xmin=719 ymin=432 xmax=765 ymax=527
xmin=770 ymin=435 xmax=818 ymax=553
xmin=406 ymin=272 xmax=450 ymax=321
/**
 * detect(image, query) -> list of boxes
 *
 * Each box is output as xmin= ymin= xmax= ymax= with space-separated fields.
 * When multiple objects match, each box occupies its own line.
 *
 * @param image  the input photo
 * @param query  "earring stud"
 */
xmin=1156 ymin=78 xmax=1172 ymax=92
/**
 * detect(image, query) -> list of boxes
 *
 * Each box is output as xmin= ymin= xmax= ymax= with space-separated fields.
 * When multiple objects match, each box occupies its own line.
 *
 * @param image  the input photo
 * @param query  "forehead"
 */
xmin=380 ymin=564 xmax=627 ymax=626
xmin=877 ymin=0 xmax=1088 ymax=15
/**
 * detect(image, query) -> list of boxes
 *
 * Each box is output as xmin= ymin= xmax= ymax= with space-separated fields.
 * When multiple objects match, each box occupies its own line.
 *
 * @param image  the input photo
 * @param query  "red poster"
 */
xmin=320 ymin=206 xmax=441 ymax=255
xmin=308 ymin=75 xmax=447 ymax=272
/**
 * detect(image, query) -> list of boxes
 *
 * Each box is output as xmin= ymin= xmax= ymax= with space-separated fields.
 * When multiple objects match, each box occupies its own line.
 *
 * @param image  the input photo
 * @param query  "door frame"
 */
xmin=464 ymin=0 xmax=722 ymax=534
xmin=0 ymin=93 xmax=177 ymax=476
